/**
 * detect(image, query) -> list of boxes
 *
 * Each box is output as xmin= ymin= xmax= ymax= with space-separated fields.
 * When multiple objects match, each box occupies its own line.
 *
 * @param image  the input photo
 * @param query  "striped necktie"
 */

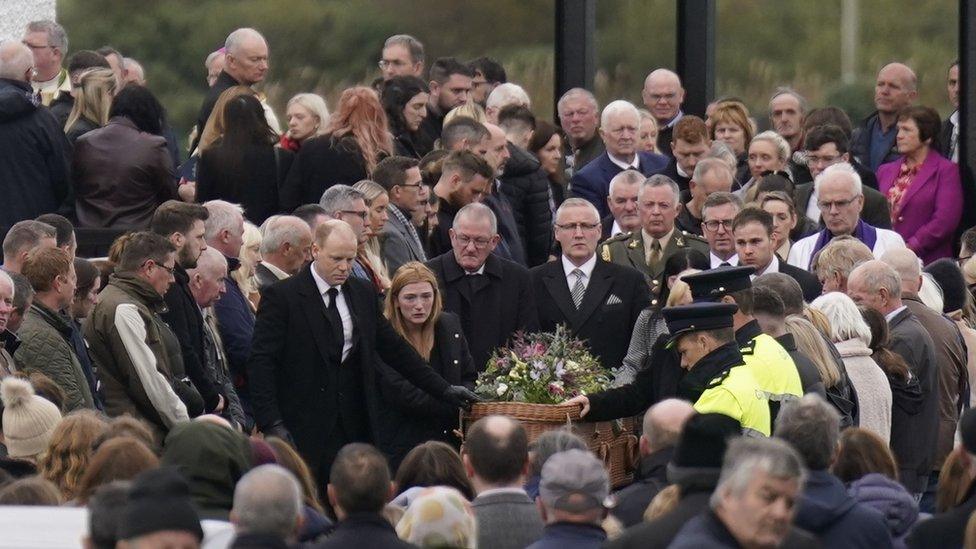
xmin=570 ymin=269 xmax=586 ymax=309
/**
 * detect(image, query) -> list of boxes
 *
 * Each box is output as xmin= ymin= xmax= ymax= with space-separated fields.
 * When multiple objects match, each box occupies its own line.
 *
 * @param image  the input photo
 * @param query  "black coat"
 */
xmin=605 ymin=490 xmax=712 ymax=549
xmin=777 ymin=260 xmax=824 ymax=303
xmin=775 ymin=333 xmax=826 ymax=398
xmin=246 ymin=267 xmax=452 ymax=479
xmin=793 ymin=177 xmax=891 ymax=230
xmin=375 ymin=312 xmax=476 ymax=468
xmin=500 ymin=143 xmax=553 ymax=267
xmin=485 ymin=187 xmax=528 ymax=266
xmin=426 ymin=251 xmax=539 ymax=370
xmin=531 ymin=258 xmax=649 ymax=371
xmin=907 ymin=481 xmax=976 ymax=549
xmin=0 ymin=78 xmax=72 ymax=226
xmin=611 ymin=447 xmax=672 ymax=527
xmin=161 ymin=266 xmax=223 ymax=412
xmin=887 ymin=307 xmax=940 ymax=494
xmin=585 ymin=332 xmax=683 ymax=421
xmin=660 ymin=157 xmax=691 ymax=193
xmin=192 ymin=71 xmax=241 ymax=152
xmin=310 ymin=513 xmax=416 ymax=549
xmin=279 ymin=134 xmax=368 ymax=211
xmin=197 ymin=142 xmax=293 ymax=225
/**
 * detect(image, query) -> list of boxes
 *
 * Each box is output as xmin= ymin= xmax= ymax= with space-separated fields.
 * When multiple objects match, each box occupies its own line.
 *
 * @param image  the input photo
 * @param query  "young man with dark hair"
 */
xmin=732 ymin=207 xmax=822 ymax=301
xmin=468 ymin=56 xmax=507 ymax=107
xmin=430 ymin=150 xmax=495 ymax=257
xmin=418 ymin=57 xmax=475 ymax=148
xmin=35 ymin=213 xmax=76 ymax=260
xmin=373 ymin=156 xmax=428 ymax=272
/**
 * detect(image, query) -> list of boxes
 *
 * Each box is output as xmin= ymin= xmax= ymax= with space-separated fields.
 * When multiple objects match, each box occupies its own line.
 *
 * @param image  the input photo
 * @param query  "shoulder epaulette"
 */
xmin=739 ymin=339 xmax=757 ymax=356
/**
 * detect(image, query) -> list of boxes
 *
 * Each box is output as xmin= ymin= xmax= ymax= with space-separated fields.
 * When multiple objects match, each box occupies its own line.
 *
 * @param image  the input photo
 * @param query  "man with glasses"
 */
xmin=641 ymin=69 xmax=686 ymax=158
xmin=378 ymin=34 xmax=424 ymax=81
xmin=571 ymin=100 xmax=668 ymax=219
xmin=374 ymin=156 xmax=428 ymax=273
xmin=701 ymin=192 xmax=743 ymax=269
xmin=85 ymin=232 xmax=191 ymax=438
xmin=319 ymin=185 xmax=377 ymax=285
xmin=788 ymin=163 xmax=905 ymax=270
xmin=677 ymin=158 xmax=734 ymax=237
xmin=794 ymin=125 xmax=891 ymax=230
xmin=427 ymin=203 xmax=538 ymax=370
xmin=430 ymin=150 xmax=495 ymax=257
xmin=468 ymin=57 xmax=506 ymax=107
xmin=22 ymin=20 xmax=70 ymax=107
xmin=531 ymin=198 xmax=649 ymax=371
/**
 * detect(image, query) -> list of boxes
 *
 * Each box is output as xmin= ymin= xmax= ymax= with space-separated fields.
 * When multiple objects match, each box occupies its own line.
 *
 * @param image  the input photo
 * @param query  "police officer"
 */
xmin=567 ymin=302 xmax=770 ymax=436
xmin=682 ymin=266 xmax=803 ymax=423
xmin=600 ymin=174 xmax=707 ymax=297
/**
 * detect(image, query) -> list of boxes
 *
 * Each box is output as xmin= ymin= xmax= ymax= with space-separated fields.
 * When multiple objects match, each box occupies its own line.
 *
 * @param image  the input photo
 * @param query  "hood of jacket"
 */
xmin=847 ymin=473 xmax=919 ymax=537
xmin=0 ymin=79 xmax=38 ymax=123
xmin=795 ymin=470 xmax=859 ymax=531
xmin=502 ymin=142 xmax=542 ymax=178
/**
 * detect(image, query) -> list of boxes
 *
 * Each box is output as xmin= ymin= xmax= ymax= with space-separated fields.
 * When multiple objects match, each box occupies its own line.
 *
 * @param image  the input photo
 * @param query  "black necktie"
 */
xmin=719 ymin=262 xmax=731 ymax=267
xmin=325 ymin=287 xmax=344 ymax=360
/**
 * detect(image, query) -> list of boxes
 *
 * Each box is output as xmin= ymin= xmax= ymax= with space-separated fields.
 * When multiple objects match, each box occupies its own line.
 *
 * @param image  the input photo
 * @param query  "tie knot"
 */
xmin=572 ymin=268 xmax=584 ymax=278
xmin=327 ymin=287 xmax=339 ymax=300
xmin=651 ymin=239 xmax=662 ymax=251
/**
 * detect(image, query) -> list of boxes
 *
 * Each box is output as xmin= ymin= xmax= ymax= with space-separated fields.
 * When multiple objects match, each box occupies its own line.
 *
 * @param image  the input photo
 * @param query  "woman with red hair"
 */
xmin=281 ymin=86 xmax=394 ymax=210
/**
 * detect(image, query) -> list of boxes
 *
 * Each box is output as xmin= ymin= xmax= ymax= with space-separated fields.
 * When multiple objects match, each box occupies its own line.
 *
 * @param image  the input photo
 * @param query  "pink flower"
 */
xmin=547 ymin=383 xmax=565 ymax=396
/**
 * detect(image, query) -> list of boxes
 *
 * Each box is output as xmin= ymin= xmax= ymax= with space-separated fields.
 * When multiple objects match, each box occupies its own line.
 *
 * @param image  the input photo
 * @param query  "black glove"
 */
xmin=443 ymin=385 xmax=482 ymax=410
xmin=263 ymin=421 xmax=294 ymax=446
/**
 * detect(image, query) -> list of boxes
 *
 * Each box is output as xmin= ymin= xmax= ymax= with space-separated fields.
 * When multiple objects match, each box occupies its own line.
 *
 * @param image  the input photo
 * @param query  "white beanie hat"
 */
xmin=1 ymin=377 xmax=62 ymax=459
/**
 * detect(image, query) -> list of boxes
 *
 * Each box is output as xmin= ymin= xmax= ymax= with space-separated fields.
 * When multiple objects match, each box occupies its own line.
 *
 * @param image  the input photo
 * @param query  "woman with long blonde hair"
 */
xmin=234 ymin=221 xmax=262 ymax=310
xmin=377 ymin=262 xmax=476 ymax=468
xmin=65 ymin=68 xmax=117 ymax=144
xmin=282 ymin=86 xmax=394 ymax=210
xmin=352 ymin=180 xmax=391 ymax=291
xmin=37 ymin=410 xmax=108 ymax=501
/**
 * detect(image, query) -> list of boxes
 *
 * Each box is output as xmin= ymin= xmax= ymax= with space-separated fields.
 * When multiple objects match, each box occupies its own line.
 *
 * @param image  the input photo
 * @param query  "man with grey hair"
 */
xmin=485 ymin=82 xmax=531 ymax=124
xmin=426 ymin=202 xmax=538 ymax=369
xmin=678 ymin=157 xmax=734 ymax=236
xmin=882 ymin=248 xmax=968 ymax=500
xmin=379 ymin=34 xmax=424 ymax=81
xmin=0 ymin=41 xmax=72 ymax=227
xmin=532 ymin=198 xmax=649 ymax=371
xmin=23 ymin=20 xmax=69 ymax=106
xmin=205 ymin=49 xmax=225 ymax=87
xmin=319 ymin=185 xmax=379 ymax=285
xmin=641 ymin=69 xmax=685 ymax=156
xmin=0 ymin=270 xmax=16 ymax=376
xmin=768 ymin=87 xmax=807 ymax=152
xmin=123 ymin=57 xmax=145 ymax=85
xmin=230 ymin=464 xmax=306 ymax=546
xmin=255 ymin=215 xmax=313 ymax=293
xmin=847 ymin=259 xmax=938 ymax=496
xmin=852 ymin=62 xmax=918 ymax=171
xmin=670 ymin=437 xmax=807 ymax=548
xmin=774 ymin=395 xmax=892 ymax=545
xmin=193 ymin=28 xmax=275 ymax=151
xmin=2 ymin=220 xmax=57 ymax=275
xmin=788 ymin=163 xmax=905 ymax=270
xmin=558 ymin=88 xmax=604 ymax=173
xmin=612 ymin=399 xmax=694 ymax=527
xmin=602 ymin=170 xmax=644 ymax=240
xmin=602 ymin=174 xmax=708 ymax=285
xmin=570 ymin=100 xmax=669 ymax=219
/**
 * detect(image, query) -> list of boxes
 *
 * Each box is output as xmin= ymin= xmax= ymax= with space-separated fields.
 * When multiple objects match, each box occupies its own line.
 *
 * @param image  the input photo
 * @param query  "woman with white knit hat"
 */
xmin=1 ymin=377 xmax=62 ymax=462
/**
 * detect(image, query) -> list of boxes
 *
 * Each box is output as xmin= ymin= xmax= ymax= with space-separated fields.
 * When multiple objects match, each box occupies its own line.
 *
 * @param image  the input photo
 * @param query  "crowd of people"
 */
xmin=0 ymin=17 xmax=972 ymax=548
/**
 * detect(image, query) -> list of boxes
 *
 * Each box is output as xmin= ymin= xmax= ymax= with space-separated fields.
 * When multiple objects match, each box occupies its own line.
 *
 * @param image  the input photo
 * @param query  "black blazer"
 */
xmin=659 ymin=157 xmax=691 ymax=193
xmin=426 ymin=251 xmax=539 ymax=370
xmin=246 ymin=267 xmax=452 ymax=476
xmin=254 ymin=262 xmax=286 ymax=294
xmin=279 ymin=134 xmax=368 ymax=211
xmin=197 ymin=142 xmax=292 ymax=225
xmin=375 ymin=312 xmax=476 ymax=468
xmin=531 ymin=258 xmax=649 ymax=371
xmin=777 ymin=261 xmax=823 ymax=303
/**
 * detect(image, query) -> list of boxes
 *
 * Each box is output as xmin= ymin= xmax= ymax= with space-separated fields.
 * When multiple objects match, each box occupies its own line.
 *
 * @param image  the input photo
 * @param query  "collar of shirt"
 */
xmin=676 ymin=162 xmax=689 ymax=178
xmin=476 ymin=487 xmax=529 ymax=499
xmin=611 ymin=220 xmax=624 ymax=237
xmin=806 ymin=186 xmax=821 ymax=222
xmin=665 ymin=110 xmax=684 ymax=129
xmin=562 ymin=253 xmax=597 ymax=281
xmin=642 ymin=227 xmax=674 ymax=256
xmin=608 ymin=153 xmax=640 ymax=171
xmin=885 ymin=305 xmax=908 ymax=323
xmin=262 ymin=261 xmax=290 ymax=281
xmin=951 ymin=110 xmax=960 ymax=126
xmin=710 ymin=252 xmax=739 ymax=269
xmin=309 ymin=265 xmax=340 ymax=297
xmin=466 ymin=264 xmax=486 ymax=276
xmin=752 ymin=255 xmax=779 ymax=278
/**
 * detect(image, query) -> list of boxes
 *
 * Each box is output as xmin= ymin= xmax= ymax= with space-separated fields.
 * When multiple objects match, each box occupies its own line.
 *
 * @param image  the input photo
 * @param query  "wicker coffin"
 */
xmin=460 ymin=401 xmax=639 ymax=488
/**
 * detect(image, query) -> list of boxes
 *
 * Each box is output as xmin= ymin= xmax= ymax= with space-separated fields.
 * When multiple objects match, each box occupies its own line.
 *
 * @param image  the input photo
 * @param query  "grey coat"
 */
xmin=471 ymin=490 xmax=544 ymax=549
xmin=380 ymin=203 xmax=426 ymax=275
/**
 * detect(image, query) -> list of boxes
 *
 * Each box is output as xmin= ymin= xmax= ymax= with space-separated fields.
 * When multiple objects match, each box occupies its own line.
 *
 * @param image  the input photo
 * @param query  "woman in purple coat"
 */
xmin=877 ymin=106 xmax=962 ymax=265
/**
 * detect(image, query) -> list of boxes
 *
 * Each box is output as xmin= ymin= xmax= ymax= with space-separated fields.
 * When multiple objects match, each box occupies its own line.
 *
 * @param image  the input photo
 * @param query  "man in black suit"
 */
xmin=847 ymin=260 xmax=939 ymax=497
xmin=254 ymin=215 xmax=312 ymax=293
xmin=939 ymin=60 xmax=960 ymax=162
xmin=794 ymin=125 xmax=890 ymax=229
xmin=426 ymin=203 xmax=538 ymax=370
xmin=532 ymin=198 xmax=649 ymax=371
xmin=660 ymin=115 xmax=711 ymax=194
xmin=247 ymin=220 xmax=477 ymax=486
xmin=732 ymin=207 xmax=822 ymax=302
xmin=641 ymin=69 xmax=685 ymax=159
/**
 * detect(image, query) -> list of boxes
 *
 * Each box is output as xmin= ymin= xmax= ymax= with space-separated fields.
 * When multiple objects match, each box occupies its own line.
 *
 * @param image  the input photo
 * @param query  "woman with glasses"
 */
xmin=877 ymin=106 xmax=963 ymax=264
xmin=375 ymin=262 xmax=476 ymax=469
xmin=64 ymin=68 xmax=117 ymax=145
xmin=381 ymin=75 xmax=429 ymax=159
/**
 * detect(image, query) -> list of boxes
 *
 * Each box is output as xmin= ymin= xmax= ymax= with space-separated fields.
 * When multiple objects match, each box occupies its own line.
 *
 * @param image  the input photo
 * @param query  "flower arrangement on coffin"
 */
xmin=474 ymin=325 xmax=613 ymax=404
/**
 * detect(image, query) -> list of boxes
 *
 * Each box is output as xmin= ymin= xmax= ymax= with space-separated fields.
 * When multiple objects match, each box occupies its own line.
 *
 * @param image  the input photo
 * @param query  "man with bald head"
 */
xmin=851 ymin=62 xmax=918 ymax=171
xmin=612 ymin=399 xmax=694 ymax=527
xmin=0 ymin=41 xmax=72 ymax=226
xmin=642 ymin=69 xmax=685 ymax=157
xmin=193 ymin=28 xmax=273 ymax=150
xmin=847 ymin=259 xmax=938 ymax=496
xmin=882 ymin=248 xmax=967 ymax=504
xmin=248 ymin=219 xmax=478 ymax=486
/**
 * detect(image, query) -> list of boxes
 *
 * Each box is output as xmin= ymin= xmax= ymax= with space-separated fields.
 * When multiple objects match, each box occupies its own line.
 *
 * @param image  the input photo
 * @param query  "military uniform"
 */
xmin=600 ymin=227 xmax=708 ymax=296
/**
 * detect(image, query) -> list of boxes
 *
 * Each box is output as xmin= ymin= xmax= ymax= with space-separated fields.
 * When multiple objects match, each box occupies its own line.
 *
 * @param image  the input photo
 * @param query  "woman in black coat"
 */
xmin=375 ymin=262 xmax=476 ymax=470
xmin=381 ymin=75 xmax=430 ymax=159
xmin=196 ymin=94 xmax=292 ymax=225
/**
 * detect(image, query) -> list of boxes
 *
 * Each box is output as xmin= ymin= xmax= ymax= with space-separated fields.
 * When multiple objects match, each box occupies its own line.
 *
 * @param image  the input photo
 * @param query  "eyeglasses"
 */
xmin=556 ymin=222 xmax=600 ymax=232
xmin=341 ymin=210 xmax=369 ymax=220
xmin=144 ymin=260 xmax=175 ymax=275
xmin=703 ymin=220 xmax=733 ymax=232
xmin=806 ymin=154 xmax=843 ymax=166
xmin=454 ymin=234 xmax=492 ymax=249
xmin=22 ymin=41 xmax=55 ymax=51
xmin=398 ymin=182 xmax=422 ymax=189
xmin=817 ymin=197 xmax=859 ymax=211
xmin=647 ymin=93 xmax=678 ymax=103
xmin=378 ymin=59 xmax=410 ymax=69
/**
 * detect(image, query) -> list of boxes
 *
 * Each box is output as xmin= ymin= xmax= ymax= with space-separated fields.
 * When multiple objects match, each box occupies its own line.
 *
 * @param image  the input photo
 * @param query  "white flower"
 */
xmin=496 ymin=383 xmax=509 ymax=396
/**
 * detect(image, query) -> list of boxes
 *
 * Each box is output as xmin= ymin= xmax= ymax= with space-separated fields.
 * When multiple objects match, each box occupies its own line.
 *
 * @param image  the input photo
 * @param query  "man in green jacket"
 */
xmin=15 ymin=247 xmax=95 ymax=411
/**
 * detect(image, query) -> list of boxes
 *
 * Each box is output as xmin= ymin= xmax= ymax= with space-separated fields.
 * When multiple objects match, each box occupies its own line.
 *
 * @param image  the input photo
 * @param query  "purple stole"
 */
xmin=808 ymin=220 xmax=878 ymax=270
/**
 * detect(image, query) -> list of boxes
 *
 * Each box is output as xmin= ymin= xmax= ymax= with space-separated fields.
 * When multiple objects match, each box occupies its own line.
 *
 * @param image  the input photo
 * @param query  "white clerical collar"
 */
xmin=752 ymin=255 xmax=780 ymax=278
xmin=562 ymin=253 xmax=597 ymax=280
xmin=710 ymin=253 xmax=739 ymax=269
xmin=608 ymin=153 xmax=640 ymax=171
xmin=309 ymin=265 xmax=341 ymax=296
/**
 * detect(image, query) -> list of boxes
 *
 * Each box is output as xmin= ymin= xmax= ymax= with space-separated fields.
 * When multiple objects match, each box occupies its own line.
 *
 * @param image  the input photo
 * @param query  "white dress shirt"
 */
xmin=608 ymin=153 xmax=640 ymax=171
xmin=562 ymin=254 xmax=597 ymax=293
xmin=262 ymin=261 xmax=290 ymax=281
xmin=885 ymin=305 xmax=908 ymax=323
xmin=751 ymin=255 xmax=780 ymax=279
xmin=611 ymin=220 xmax=624 ymax=237
xmin=465 ymin=264 xmax=486 ymax=275
xmin=710 ymin=253 xmax=739 ymax=269
xmin=310 ymin=267 xmax=354 ymax=361
xmin=805 ymin=187 xmax=821 ymax=224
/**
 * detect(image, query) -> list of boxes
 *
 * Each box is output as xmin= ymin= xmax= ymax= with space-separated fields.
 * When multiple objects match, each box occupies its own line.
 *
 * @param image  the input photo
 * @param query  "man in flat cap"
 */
xmin=567 ymin=302 xmax=770 ymax=437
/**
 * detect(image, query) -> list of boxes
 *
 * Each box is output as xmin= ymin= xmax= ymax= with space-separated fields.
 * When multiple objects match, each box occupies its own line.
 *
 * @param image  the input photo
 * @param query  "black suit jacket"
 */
xmin=246 ymin=266 xmax=452 ymax=476
xmin=161 ymin=266 xmax=220 ymax=412
xmin=531 ymin=258 xmax=649 ymax=371
xmin=793 ymin=178 xmax=891 ymax=230
xmin=254 ymin=262 xmax=287 ymax=294
xmin=426 ymin=251 xmax=539 ymax=370
xmin=660 ymin=157 xmax=691 ymax=193
xmin=777 ymin=261 xmax=823 ymax=302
